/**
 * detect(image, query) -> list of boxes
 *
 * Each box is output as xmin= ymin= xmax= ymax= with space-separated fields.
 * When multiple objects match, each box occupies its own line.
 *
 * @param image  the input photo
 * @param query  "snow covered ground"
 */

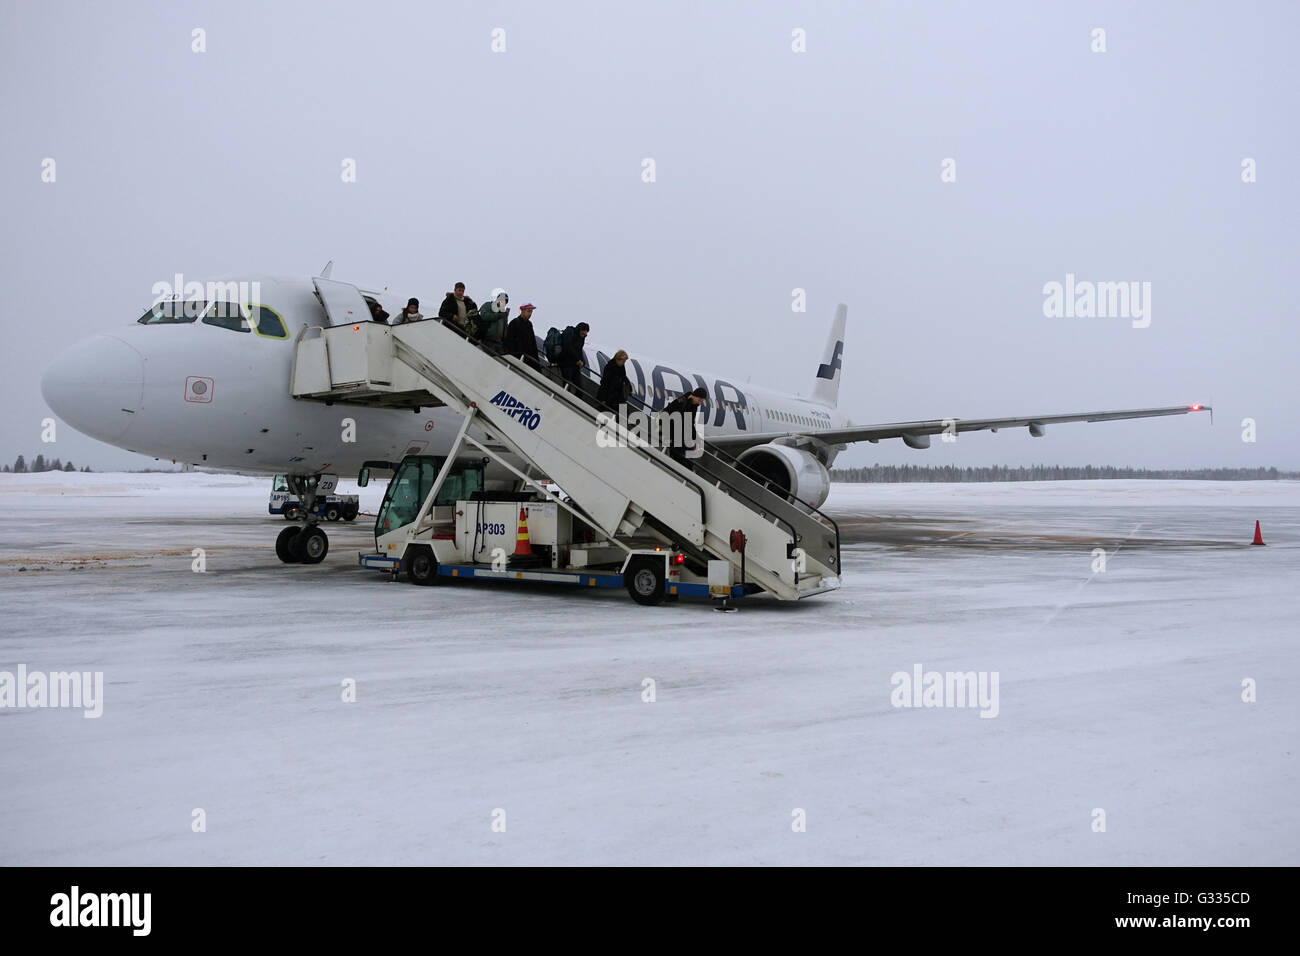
xmin=1 ymin=473 xmax=1296 ymax=865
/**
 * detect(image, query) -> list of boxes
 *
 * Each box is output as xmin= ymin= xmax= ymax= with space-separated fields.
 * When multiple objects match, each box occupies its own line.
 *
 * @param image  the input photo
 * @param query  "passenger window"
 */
xmin=203 ymin=301 xmax=251 ymax=333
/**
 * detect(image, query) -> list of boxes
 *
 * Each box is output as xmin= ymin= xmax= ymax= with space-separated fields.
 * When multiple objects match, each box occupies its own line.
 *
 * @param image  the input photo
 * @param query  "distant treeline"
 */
xmin=829 ymin=465 xmax=1298 ymax=483
xmin=5 ymin=455 xmax=89 ymax=473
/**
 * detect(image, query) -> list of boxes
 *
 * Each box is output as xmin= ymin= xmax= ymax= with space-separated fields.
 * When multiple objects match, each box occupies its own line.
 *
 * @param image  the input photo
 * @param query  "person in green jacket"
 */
xmin=477 ymin=289 xmax=510 ymax=353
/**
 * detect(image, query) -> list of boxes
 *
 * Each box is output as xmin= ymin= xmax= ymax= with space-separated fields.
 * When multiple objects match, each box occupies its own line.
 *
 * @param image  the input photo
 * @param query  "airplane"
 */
xmin=40 ymin=267 xmax=1211 ymax=562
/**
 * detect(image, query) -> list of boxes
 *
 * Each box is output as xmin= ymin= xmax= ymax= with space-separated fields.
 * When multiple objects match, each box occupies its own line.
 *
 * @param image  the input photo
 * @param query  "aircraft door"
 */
xmin=312 ymin=277 xmax=372 ymax=327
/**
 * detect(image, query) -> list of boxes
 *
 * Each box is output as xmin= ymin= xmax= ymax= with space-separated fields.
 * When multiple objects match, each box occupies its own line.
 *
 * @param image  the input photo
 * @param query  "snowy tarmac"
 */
xmin=1 ymin=473 xmax=1296 ymax=865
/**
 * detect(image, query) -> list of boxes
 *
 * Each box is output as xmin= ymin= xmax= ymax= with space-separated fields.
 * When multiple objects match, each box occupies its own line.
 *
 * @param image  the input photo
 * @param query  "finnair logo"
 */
xmin=489 ymin=390 xmax=541 ymax=430
xmin=50 ymin=886 xmax=151 ymax=936
xmin=817 ymin=341 xmax=843 ymax=380
xmin=890 ymin=664 xmax=999 ymax=718
xmin=0 ymin=665 xmax=103 ymax=718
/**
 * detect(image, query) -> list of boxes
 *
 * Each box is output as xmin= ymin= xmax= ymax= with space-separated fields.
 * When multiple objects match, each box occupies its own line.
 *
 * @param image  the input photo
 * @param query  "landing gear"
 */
xmin=295 ymin=526 xmax=329 ymax=564
xmin=275 ymin=526 xmax=300 ymax=563
xmin=274 ymin=474 xmax=334 ymax=565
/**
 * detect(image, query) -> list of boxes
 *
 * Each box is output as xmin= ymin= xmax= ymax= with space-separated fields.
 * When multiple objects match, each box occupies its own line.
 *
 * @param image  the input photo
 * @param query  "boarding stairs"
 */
xmin=289 ymin=279 xmax=839 ymax=600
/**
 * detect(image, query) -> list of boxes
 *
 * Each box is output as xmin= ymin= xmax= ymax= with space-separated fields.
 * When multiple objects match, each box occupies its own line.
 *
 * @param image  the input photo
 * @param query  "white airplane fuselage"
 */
xmin=41 ymin=274 xmax=852 ymax=477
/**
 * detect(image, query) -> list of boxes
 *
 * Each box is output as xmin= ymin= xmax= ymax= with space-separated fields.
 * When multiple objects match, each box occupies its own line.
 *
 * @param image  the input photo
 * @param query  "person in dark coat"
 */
xmin=437 ymin=282 xmax=478 ymax=329
xmin=558 ymin=321 xmax=589 ymax=389
xmin=504 ymin=303 xmax=540 ymax=365
xmin=368 ymin=300 xmax=390 ymax=324
xmin=596 ymin=349 xmax=634 ymax=409
xmin=662 ymin=387 xmax=707 ymax=469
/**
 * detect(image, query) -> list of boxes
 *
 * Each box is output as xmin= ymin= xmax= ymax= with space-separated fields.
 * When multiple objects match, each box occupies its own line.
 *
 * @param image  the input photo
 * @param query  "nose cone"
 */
xmin=42 ymin=335 xmax=145 ymax=443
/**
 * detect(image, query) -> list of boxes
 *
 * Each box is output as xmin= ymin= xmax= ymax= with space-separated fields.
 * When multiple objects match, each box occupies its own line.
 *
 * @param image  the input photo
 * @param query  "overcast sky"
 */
xmin=2 ymin=0 xmax=1296 ymax=471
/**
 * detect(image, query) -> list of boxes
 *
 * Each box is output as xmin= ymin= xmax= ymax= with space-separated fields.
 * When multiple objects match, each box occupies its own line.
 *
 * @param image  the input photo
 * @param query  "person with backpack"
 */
xmin=596 ymin=349 xmax=634 ymax=410
xmin=505 ymin=303 xmax=540 ymax=365
xmin=557 ymin=321 xmax=589 ymax=390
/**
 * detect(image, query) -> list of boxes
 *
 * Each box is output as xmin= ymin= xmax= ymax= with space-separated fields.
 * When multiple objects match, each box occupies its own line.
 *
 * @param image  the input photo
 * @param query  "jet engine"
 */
xmin=735 ymin=443 xmax=831 ymax=509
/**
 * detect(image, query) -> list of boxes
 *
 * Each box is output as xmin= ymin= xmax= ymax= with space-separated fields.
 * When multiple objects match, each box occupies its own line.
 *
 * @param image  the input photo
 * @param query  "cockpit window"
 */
xmin=203 ymin=301 xmax=251 ymax=333
xmin=137 ymin=299 xmax=203 ymax=324
xmin=249 ymin=306 xmax=288 ymax=339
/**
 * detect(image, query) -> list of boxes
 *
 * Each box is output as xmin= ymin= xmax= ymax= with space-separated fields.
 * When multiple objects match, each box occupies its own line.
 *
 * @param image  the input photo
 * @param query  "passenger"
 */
xmin=505 ymin=303 xmax=540 ymax=365
xmin=662 ymin=386 xmax=708 ymax=469
xmin=477 ymin=289 xmax=510 ymax=352
xmin=596 ymin=349 xmax=634 ymax=410
xmin=368 ymin=300 xmax=390 ymax=324
xmin=437 ymin=282 xmax=478 ymax=329
xmin=393 ymin=298 xmax=423 ymax=324
xmin=557 ymin=321 xmax=590 ymax=390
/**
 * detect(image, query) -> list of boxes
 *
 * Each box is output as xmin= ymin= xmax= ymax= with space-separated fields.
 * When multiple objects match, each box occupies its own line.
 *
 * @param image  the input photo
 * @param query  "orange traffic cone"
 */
xmin=509 ymin=506 xmax=542 ymax=567
xmin=1251 ymin=521 xmax=1265 ymax=546
xmin=513 ymin=506 xmax=533 ymax=557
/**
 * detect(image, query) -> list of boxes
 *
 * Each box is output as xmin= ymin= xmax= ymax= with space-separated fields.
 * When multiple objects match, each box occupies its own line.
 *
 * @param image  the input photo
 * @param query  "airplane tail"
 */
xmin=810 ymin=304 xmax=846 ymax=409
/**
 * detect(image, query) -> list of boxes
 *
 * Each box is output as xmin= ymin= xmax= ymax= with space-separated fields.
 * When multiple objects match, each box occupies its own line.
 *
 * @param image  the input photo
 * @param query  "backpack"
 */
xmin=544 ymin=327 xmax=563 ymax=362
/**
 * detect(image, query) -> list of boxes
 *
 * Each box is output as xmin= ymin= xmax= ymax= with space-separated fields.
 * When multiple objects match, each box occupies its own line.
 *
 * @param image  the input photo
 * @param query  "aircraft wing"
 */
xmin=706 ymin=404 xmax=1211 ymax=452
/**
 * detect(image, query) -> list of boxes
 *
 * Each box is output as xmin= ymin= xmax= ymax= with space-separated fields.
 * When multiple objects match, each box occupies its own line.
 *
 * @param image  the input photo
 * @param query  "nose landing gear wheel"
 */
xmin=294 ymin=526 xmax=329 ymax=564
xmin=275 ymin=526 xmax=301 ymax=563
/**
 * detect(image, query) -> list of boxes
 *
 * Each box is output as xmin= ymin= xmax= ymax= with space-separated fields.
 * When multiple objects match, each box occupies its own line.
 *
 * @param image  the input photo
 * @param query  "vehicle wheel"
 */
xmin=343 ymin=505 xmax=359 ymax=521
xmin=406 ymin=546 xmax=439 ymax=586
xmin=325 ymin=504 xmax=341 ymax=522
xmin=275 ymin=526 xmax=301 ymax=563
xmin=294 ymin=526 xmax=329 ymax=564
xmin=624 ymin=557 xmax=666 ymax=606
xmin=284 ymin=504 xmax=300 ymax=520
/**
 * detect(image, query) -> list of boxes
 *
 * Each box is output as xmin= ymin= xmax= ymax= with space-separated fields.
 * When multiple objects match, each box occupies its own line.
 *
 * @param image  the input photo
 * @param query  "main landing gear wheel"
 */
xmin=275 ymin=526 xmax=301 ymax=563
xmin=624 ymin=557 xmax=666 ymax=606
xmin=294 ymin=526 xmax=329 ymax=564
xmin=405 ymin=546 xmax=439 ymax=586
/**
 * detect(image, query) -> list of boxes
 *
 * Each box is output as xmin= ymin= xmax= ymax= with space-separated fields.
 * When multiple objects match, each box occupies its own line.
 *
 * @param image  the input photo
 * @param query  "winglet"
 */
xmin=319 ymin=260 xmax=334 ymax=279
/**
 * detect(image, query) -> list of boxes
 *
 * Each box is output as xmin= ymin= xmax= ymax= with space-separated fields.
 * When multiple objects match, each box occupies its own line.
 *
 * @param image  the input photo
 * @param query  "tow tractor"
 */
xmin=269 ymin=474 xmax=359 ymax=522
xmin=359 ymin=452 xmax=755 ymax=606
